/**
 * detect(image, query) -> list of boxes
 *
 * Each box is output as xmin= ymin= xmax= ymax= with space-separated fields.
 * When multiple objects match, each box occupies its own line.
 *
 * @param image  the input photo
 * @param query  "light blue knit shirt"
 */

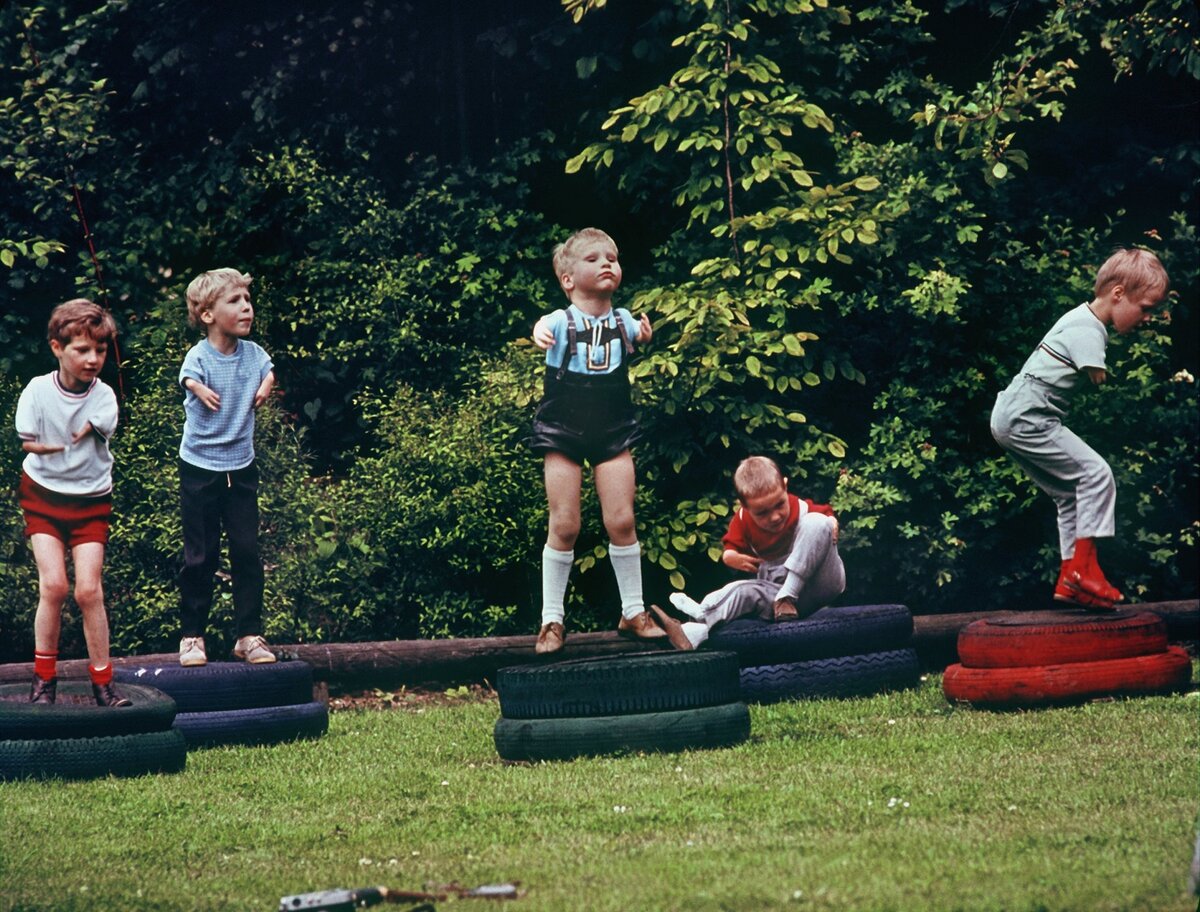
xmin=179 ymin=338 xmax=273 ymax=471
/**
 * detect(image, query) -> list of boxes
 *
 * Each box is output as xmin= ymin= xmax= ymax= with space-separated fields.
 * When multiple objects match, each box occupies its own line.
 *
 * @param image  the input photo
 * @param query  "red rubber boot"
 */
xmin=1065 ymin=538 xmax=1122 ymax=604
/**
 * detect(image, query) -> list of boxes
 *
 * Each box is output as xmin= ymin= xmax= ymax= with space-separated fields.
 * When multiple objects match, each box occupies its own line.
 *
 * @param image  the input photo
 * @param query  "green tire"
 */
xmin=0 ymin=729 xmax=187 ymax=781
xmin=0 ymin=682 xmax=177 ymax=739
xmin=494 ymin=701 xmax=751 ymax=761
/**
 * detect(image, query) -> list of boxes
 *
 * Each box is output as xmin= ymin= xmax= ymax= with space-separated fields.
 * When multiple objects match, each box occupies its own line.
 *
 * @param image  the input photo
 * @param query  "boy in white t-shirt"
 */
xmin=990 ymin=248 xmax=1169 ymax=609
xmin=15 ymin=299 xmax=130 ymax=706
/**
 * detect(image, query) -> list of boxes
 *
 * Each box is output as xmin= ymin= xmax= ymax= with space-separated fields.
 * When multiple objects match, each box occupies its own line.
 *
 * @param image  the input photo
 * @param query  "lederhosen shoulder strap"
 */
xmin=554 ymin=310 xmax=635 ymax=380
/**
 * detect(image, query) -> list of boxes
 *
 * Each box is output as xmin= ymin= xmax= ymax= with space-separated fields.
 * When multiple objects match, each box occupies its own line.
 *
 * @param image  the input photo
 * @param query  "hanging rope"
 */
xmin=20 ymin=10 xmax=126 ymax=402
xmin=68 ymin=169 xmax=126 ymax=402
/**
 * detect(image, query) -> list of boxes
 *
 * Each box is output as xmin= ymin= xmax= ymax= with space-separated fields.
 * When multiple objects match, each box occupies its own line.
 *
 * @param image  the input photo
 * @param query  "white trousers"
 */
xmin=682 ymin=512 xmax=845 ymax=648
xmin=991 ymin=376 xmax=1115 ymax=559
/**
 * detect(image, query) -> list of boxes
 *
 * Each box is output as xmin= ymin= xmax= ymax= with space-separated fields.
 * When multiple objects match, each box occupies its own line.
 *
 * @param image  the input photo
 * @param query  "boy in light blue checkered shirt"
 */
xmin=176 ymin=268 xmax=276 ymax=667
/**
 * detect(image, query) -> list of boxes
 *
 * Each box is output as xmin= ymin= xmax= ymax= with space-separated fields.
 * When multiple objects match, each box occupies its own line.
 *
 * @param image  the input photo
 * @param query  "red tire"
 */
xmin=957 ymin=609 xmax=1167 ymax=668
xmin=943 ymin=646 xmax=1192 ymax=708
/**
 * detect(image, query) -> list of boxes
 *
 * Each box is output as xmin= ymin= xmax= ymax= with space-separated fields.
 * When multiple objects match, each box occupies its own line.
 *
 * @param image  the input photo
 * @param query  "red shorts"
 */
xmin=18 ymin=472 xmax=112 ymax=548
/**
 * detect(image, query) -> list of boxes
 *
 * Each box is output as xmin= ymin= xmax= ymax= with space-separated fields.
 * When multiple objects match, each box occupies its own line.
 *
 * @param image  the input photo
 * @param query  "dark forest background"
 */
xmin=1 ymin=0 xmax=1196 ymax=661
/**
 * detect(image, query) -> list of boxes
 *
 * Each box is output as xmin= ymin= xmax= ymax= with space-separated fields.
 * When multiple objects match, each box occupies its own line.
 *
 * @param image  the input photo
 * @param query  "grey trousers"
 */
xmin=681 ymin=512 xmax=845 ymax=648
xmin=990 ymin=375 xmax=1115 ymax=559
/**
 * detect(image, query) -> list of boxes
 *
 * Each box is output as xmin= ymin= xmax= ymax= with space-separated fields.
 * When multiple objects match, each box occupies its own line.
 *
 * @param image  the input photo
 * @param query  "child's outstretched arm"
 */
xmin=184 ymin=377 xmax=221 ymax=411
xmin=532 ymin=315 xmax=556 ymax=351
xmin=634 ymin=313 xmax=652 ymax=344
xmin=722 ymin=549 xmax=762 ymax=573
xmin=254 ymin=370 xmax=275 ymax=408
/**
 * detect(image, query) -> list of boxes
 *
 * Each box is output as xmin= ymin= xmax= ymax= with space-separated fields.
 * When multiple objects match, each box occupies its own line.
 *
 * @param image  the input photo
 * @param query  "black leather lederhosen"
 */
xmin=527 ymin=313 xmax=640 ymax=465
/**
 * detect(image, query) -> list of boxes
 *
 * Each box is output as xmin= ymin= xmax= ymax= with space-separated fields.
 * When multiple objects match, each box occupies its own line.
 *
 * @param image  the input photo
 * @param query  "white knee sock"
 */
xmin=776 ymin=572 xmax=803 ymax=602
xmin=608 ymin=541 xmax=644 ymax=620
xmin=541 ymin=546 xmax=573 ymax=625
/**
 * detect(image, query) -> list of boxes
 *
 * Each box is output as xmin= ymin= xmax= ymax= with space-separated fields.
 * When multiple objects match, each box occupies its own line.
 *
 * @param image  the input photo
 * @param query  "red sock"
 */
xmin=34 ymin=651 xmax=57 ymax=682
xmin=89 ymin=663 xmax=112 ymax=686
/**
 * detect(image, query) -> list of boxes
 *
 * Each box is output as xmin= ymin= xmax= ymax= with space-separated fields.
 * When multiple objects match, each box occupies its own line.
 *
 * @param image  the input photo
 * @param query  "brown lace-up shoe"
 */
xmin=648 ymin=604 xmax=694 ymax=651
xmin=29 ymin=675 xmax=57 ymax=704
xmin=93 ymin=682 xmax=132 ymax=708
xmin=773 ymin=597 xmax=799 ymax=621
xmin=616 ymin=611 xmax=668 ymax=639
xmin=535 ymin=622 xmax=565 ymax=655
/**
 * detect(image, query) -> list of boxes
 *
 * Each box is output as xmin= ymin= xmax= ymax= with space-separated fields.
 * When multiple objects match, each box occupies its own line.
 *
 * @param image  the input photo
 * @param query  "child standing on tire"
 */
xmin=649 ymin=456 xmax=845 ymax=651
xmin=527 ymin=228 xmax=665 ymax=655
xmin=990 ymin=247 xmax=1169 ymax=609
xmin=16 ymin=299 xmax=130 ymax=706
xmin=177 ymin=268 xmax=276 ymax=667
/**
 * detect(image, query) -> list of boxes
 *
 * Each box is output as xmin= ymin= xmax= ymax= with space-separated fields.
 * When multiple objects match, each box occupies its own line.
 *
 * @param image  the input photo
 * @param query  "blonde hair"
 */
xmin=185 ymin=268 xmax=252 ymax=328
xmin=1094 ymin=248 xmax=1169 ymax=299
xmin=47 ymin=299 xmax=117 ymax=345
xmin=551 ymin=227 xmax=618 ymax=299
xmin=733 ymin=456 xmax=786 ymax=501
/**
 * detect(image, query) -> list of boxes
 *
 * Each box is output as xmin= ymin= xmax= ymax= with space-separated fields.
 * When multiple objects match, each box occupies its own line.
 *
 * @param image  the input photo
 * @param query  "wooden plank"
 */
xmin=0 ymin=601 xmax=1194 ymax=688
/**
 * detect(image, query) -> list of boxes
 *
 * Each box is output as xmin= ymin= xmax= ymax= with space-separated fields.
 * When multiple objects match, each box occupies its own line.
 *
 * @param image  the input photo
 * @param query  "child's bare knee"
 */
xmin=601 ymin=502 xmax=635 ymax=537
xmin=74 ymin=581 xmax=104 ymax=610
xmin=39 ymin=577 xmax=69 ymax=605
xmin=548 ymin=513 xmax=581 ymax=544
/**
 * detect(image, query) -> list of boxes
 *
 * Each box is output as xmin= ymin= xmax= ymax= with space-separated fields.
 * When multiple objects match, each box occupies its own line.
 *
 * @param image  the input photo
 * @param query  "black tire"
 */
xmin=0 ymin=682 xmax=177 ymax=739
xmin=706 ymin=604 xmax=913 ymax=666
xmin=173 ymin=701 xmax=329 ymax=749
xmin=739 ymin=648 xmax=921 ymax=704
xmin=0 ymin=729 xmax=187 ymax=781
xmin=114 ymin=661 xmax=313 ymax=712
xmin=493 ymin=701 xmax=751 ymax=761
xmin=497 ymin=651 xmax=740 ymax=719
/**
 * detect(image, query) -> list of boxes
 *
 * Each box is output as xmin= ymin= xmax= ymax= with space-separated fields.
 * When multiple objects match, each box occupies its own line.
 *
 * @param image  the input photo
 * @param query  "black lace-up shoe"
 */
xmin=29 ymin=675 xmax=57 ymax=704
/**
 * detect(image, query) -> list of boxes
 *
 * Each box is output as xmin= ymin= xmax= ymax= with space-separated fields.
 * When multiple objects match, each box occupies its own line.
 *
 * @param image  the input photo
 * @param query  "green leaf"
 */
xmin=991 ymin=162 xmax=1008 ymax=179
xmin=853 ymin=175 xmax=880 ymax=191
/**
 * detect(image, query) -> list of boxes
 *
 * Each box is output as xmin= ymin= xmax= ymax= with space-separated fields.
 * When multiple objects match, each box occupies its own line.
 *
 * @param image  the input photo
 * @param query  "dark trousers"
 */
xmin=179 ymin=459 xmax=264 ymax=639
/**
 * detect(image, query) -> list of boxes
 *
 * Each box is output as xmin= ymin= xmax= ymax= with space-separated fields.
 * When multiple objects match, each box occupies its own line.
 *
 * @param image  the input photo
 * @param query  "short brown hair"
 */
xmin=733 ymin=456 xmax=786 ymax=500
xmin=185 ymin=267 xmax=252 ymax=328
xmin=1094 ymin=248 xmax=1169 ymax=299
xmin=47 ymin=299 xmax=117 ymax=346
xmin=552 ymin=228 xmax=617 ymax=299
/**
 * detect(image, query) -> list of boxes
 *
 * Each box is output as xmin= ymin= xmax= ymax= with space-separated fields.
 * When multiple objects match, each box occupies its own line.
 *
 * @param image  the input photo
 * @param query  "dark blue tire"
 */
xmin=497 ymin=651 xmax=740 ymax=719
xmin=739 ymin=648 xmax=921 ymax=704
xmin=174 ymin=701 xmax=329 ymax=749
xmin=114 ymin=661 xmax=312 ymax=712
xmin=706 ymin=604 xmax=913 ymax=667
xmin=0 ymin=682 xmax=176 ymax=739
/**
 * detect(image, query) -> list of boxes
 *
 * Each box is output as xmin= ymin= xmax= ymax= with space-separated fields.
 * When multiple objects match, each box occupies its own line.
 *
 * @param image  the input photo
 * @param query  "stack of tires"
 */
xmin=0 ymin=681 xmax=186 ymax=781
xmin=493 ymin=652 xmax=750 ymax=761
xmin=943 ymin=609 xmax=1192 ymax=709
xmin=707 ymin=604 xmax=921 ymax=703
xmin=115 ymin=661 xmax=327 ymax=749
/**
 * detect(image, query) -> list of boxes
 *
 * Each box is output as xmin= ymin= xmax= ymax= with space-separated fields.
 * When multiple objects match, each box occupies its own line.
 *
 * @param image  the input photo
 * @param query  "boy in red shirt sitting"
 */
xmin=651 ymin=456 xmax=844 ymax=650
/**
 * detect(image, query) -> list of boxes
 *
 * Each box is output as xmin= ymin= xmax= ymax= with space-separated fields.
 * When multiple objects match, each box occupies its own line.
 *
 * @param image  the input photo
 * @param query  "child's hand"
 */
xmin=187 ymin=380 xmax=221 ymax=411
xmin=635 ymin=314 xmax=652 ymax=344
xmin=724 ymin=551 xmax=763 ymax=573
xmin=71 ymin=422 xmax=96 ymax=444
xmin=532 ymin=316 xmax=555 ymax=351
xmin=1086 ymin=366 xmax=1107 ymax=385
xmin=254 ymin=372 xmax=275 ymax=408
xmin=21 ymin=441 xmax=65 ymax=455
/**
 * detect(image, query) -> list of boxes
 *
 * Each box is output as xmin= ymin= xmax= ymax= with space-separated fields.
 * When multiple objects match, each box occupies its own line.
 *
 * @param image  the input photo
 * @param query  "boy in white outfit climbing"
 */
xmin=650 ymin=456 xmax=845 ymax=650
xmin=990 ymin=247 xmax=1169 ymax=609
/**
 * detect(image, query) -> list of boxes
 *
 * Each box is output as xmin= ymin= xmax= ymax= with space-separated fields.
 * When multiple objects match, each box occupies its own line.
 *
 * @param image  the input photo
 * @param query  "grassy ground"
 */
xmin=1 ymin=670 xmax=1197 ymax=912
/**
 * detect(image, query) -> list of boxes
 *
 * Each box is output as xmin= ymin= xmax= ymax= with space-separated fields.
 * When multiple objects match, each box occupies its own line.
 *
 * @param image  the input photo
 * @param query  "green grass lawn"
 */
xmin=1 ymin=670 xmax=1197 ymax=912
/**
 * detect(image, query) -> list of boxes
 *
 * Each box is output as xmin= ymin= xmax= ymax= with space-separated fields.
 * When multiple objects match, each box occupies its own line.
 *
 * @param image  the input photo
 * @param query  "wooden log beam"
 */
xmin=0 ymin=601 xmax=1194 ymax=688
